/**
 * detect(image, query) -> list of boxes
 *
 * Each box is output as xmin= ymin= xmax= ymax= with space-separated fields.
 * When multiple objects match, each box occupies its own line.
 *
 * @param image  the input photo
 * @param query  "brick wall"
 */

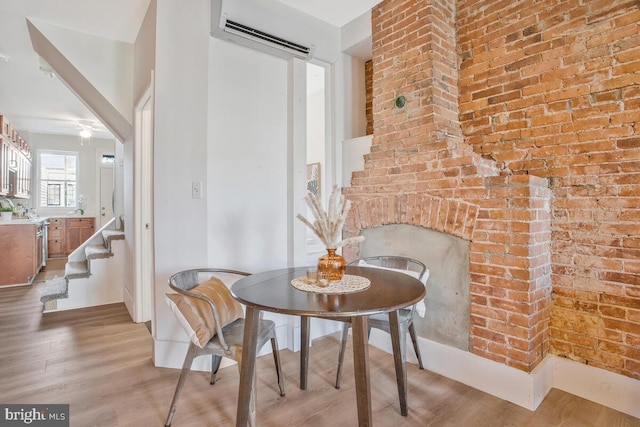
xmin=345 ymin=0 xmax=640 ymax=379
xmin=365 ymin=60 xmax=373 ymax=135
xmin=344 ymin=0 xmax=553 ymax=372
xmin=457 ymin=0 xmax=640 ymax=379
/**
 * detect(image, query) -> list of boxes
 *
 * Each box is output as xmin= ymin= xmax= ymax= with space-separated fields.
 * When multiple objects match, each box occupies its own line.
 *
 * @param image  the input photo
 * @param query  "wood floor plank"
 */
xmin=0 ymin=263 xmax=638 ymax=426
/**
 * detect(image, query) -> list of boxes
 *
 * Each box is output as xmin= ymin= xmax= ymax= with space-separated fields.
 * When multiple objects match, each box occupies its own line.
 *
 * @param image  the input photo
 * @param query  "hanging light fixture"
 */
xmin=77 ymin=120 xmax=94 ymax=145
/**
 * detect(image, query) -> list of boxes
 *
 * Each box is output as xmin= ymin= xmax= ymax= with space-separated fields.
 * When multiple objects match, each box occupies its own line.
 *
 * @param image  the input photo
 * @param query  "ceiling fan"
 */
xmin=76 ymin=120 xmax=95 ymax=138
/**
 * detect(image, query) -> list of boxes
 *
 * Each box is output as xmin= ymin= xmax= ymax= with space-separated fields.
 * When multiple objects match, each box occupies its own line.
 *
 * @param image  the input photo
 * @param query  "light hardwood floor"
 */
xmin=1 ymin=260 xmax=638 ymax=426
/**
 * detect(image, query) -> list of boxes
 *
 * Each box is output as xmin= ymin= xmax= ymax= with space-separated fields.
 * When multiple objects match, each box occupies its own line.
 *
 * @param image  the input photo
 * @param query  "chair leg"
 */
xmin=237 ymin=362 xmax=259 ymax=427
xmin=210 ymin=355 xmax=223 ymax=384
xmin=389 ymin=312 xmax=408 ymax=416
xmin=335 ymin=324 xmax=350 ymax=389
xmin=165 ymin=343 xmax=198 ymax=427
xmin=248 ymin=368 xmax=257 ymax=427
xmin=408 ymin=322 xmax=424 ymax=370
xmin=270 ymin=337 xmax=285 ymax=396
xmin=300 ymin=316 xmax=310 ymax=390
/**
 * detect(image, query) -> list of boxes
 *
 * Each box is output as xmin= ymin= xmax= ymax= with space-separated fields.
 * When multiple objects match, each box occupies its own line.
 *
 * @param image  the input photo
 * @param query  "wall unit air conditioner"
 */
xmin=211 ymin=0 xmax=316 ymax=60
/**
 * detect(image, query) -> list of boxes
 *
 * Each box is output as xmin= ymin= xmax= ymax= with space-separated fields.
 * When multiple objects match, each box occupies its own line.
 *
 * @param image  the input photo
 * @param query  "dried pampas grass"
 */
xmin=297 ymin=186 xmax=365 ymax=249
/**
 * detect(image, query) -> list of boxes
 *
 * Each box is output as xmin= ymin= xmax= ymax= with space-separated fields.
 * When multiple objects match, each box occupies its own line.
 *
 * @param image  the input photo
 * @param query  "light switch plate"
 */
xmin=192 ymin=181 xmax=202 ymax=199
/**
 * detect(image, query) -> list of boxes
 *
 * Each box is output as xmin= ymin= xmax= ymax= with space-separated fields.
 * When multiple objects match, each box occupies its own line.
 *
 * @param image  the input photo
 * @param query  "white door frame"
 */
xmin=94 ymin=150 xmax=115 ymax=228
xmin=133 ymin=75 xmax=155 ymax=324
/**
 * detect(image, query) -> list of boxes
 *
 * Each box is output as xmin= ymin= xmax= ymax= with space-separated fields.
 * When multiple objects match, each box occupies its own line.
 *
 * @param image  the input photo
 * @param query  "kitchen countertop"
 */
xmin=0 ymin=215 xmax=94 ymax=226
xmin=50 ymin=215 xmax=92 ymax=220
xmin=0 ymin=217 xmax=49 ymax=226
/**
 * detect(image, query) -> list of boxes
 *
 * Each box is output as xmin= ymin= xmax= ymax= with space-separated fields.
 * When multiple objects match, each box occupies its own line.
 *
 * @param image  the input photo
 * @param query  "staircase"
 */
xmin=40 ymin=218 xmax=125 ymax=312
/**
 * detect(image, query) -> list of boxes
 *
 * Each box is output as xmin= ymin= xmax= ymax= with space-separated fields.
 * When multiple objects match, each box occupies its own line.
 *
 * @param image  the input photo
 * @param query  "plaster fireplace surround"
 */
xmin=360 ymin=224 xmax=471 ymax=351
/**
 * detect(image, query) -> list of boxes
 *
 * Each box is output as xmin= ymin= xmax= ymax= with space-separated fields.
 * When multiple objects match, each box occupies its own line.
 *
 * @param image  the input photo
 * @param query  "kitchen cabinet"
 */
xmin=66 ymin=218 xmax=94 ymax=254
xmin=0 ymin=223 xmax=41 ymax=286
xmin=47 ymin=217 xmax=95 ymax=258
xmin=16 ymin=152 xmax=31 ymax=198
xmin=0 ymin=115 xmax=31 ymax=198
xmin=47 ymin=217 xmax=66 ymax=258
xmin=0 ymin=138 xmax=13 ymax=195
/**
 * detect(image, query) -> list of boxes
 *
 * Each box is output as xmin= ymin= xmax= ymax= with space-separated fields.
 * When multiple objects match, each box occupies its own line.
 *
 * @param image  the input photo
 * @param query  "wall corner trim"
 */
xmin=367 ymin=332 xmax=640 ymax=419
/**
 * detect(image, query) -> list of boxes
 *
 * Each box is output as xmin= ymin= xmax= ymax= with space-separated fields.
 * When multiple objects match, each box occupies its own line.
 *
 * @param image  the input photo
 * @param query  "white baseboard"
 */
xmin=153 ymin=315 xmax=639 ymax=420
xmin=154 ymin=338 xmax=237 ymax=372
xmin=288 ymin=317 xmax=342 ymax=352
xmin=552 ymin=355 xmax=640 ymax=419
xmin=154 ymin=336 xmax=290 ymax=373
xmin=368 ymin=330 xmax=547 ymax=410
xmin=123 ymin=283 xmax=134 ymax=320
xmin=368 ymin=331 xmax=640 ymax=419
xmin=154 ymin=314 xmax=302 ymax=372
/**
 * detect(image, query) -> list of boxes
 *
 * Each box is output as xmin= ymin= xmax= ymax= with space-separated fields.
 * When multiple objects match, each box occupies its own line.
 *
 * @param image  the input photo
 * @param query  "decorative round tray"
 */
xmin=291 ymin=274 xmax=371 ymax=294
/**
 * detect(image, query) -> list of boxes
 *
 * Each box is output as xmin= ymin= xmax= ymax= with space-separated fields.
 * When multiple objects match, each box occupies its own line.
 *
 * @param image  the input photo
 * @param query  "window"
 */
xmin=101 ymin=154 xmax=115 ymax=164
xmin=39 ymin=151 xmax=78 ymax=208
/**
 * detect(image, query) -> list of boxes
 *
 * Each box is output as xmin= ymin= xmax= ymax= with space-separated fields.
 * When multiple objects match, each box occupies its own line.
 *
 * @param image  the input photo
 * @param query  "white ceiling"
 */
xmin=0 ymin=0 xmax=379 ymax=140
xmin=278 ymin=0 xmax=379 ymax=28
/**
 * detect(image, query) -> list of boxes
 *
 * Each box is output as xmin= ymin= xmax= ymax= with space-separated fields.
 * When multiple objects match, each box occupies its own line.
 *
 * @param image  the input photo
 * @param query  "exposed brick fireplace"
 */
xmin=344 ymin=181 xmax=553 ymax=371
xmin=343 ymin=0 xmax=553 ymax=373
xmin=344 ymin=0 xmax=640 ymax=380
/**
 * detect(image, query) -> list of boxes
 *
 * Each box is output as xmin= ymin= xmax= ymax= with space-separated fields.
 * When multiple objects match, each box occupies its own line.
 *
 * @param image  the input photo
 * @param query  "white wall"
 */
xmin=342 ymin=135 xmax=372 ymax=187
xmin=123 ymin=0 xmax=156 ymax=321
xmin=340 ymin=10 xmax=371 ymax=141
xmin=122 ymin=127 xmax=134 ymax=317
xmin=29 ymin=19 xmax=134 ymax=124
xmin=133 ymin=0 xmax=157 ymax=104
xmin=203 ymin=39 xmax=294 ymax=359
xmin=341 ymin=55 xmax=367 ymax=140
xmin=152 ymin=0 xmax=210 ymax=362
xmin=307 ymin=63 xmax=325 ymax=163
xmin=207 ymin=38 xmax=289 ymax=273
xmin=152 ymin=0 xmax=347 ymax=368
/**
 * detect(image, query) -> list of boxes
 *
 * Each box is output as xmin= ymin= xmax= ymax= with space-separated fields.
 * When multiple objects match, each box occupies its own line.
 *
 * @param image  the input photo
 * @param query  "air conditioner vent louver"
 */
xmin=223 ymin=19 xmax=311 ymax=58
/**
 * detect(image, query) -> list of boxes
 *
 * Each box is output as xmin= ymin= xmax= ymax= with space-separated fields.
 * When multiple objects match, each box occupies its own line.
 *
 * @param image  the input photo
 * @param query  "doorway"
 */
xmin=99 ymin=166 xmax=114 ymax=228
xmin=133 ymin=78 xmax=154 ymax=324
xmin=304 ymin=61 xmax=330 ymax=263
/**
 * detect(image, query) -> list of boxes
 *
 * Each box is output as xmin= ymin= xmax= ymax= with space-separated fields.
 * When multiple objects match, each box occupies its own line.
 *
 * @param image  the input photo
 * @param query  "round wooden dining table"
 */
xmin=231 ymin=265 xmax=426 ymax=427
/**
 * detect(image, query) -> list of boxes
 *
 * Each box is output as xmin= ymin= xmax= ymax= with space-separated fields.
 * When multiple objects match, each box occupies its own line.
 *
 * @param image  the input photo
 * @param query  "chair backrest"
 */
xmin=168 ymin=268 xmax=250 ymax=349
xmin=168 ymin=268 xmax=250 ymax=292
xmin=348 ymin=255 xmax=428 ymax=283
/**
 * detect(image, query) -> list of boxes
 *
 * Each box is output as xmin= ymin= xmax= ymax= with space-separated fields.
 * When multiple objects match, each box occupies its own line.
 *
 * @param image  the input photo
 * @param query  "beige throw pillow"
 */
xmin=165 ymin=277 xmax=244 ymax=348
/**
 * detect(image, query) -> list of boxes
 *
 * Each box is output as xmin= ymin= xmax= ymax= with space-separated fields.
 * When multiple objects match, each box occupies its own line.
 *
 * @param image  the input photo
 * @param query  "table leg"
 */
xmin=388 ymin=310 xmax=408 ymax=416
xmin=236 ymin=307 xmax=260 ymax=427
xmin=300 ymin=315 xmax=310 ymax=390
xmin=351 ymin=315 xmax=372 ymax=426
